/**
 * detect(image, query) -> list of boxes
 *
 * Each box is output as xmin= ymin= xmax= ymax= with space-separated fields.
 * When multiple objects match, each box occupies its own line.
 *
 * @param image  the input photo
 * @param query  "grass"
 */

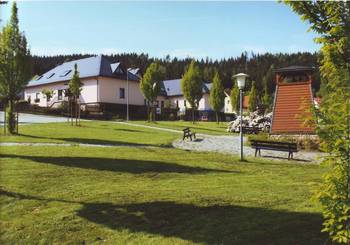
xmin=0 ymin=121 xmax=178 ymax=146
xmin=0 ymin=121 xmax=327 ymax=244
xmin=131 ymin=120 xmax=230 ymax=135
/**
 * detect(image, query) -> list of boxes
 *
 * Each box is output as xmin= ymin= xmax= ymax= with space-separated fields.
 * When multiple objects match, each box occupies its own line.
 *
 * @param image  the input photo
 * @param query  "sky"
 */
xmin=0 ymin=1 xmax=320 ymax=60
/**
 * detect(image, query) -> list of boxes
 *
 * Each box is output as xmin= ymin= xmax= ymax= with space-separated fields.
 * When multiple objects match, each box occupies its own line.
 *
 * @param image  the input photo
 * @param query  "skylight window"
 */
xmin=36 ymin=75 xmax=43 ymax=80
xmin=47 ymin=73 xmax=55 ymax=79
xmin=60 ymin=70 xmax=71 ymax=77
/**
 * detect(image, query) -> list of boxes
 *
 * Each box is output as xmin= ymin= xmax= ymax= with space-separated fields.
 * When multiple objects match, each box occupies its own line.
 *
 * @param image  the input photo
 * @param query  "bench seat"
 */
xmin=251 ymin=140 xmax=298 ymax=160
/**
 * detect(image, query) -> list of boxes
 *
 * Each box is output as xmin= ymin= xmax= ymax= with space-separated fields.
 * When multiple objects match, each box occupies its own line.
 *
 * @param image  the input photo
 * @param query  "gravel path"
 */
xmin=113 ymin=122 xmax=324 ymax=163
xmin=172 ymin=135 xmax=324 ymax=163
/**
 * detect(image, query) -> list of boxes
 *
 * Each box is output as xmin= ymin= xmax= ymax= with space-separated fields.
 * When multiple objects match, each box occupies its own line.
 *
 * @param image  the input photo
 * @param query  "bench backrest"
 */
xmin=183 ymin=128 xmax=191 ymax=134
xmin=251 ymin=140 xmax=297 ymax=150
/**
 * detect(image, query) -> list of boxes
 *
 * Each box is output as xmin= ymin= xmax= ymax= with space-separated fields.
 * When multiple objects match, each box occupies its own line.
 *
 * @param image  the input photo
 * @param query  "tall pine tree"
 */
xmin=248 ymin=81 xmax=258 ymax=112
xmin=140 ymin=62 xmax=165 ymax=121
xmin=0 ymin=2 xmax=31 ymax=134
xmin=209 ymin=70 xmax=225 ymax=123
xmin=181 ymin=60 xmax=203 ymax=123
xmin=68 ymin=64 xmax=83 ymax=126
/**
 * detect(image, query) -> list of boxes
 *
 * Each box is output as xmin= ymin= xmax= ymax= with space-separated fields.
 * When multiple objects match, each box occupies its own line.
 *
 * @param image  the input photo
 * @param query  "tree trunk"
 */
xmin=6 ymin=100 xmax=16 ymax=134
xmin=78 ymin=102 xmax=81 ymax=126
xmin=3 ymin=103 xmax=6 ymax=135
xmin=216 ymin=111 xmax=219 ymax=124
xmin=70 ymin=98 xmax=73 ymax=126
xmin=75 ymin=96 xmax=78 ymax=126
xmin=147 ymin=104 xmax=150 ymax=122
xmin=192 ymin=108 xmax=195 ymax=124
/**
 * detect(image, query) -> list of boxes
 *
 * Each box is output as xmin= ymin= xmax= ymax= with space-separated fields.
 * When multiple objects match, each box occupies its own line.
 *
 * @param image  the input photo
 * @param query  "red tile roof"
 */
xmin=271 ymin=82 xmax=315 ymax=134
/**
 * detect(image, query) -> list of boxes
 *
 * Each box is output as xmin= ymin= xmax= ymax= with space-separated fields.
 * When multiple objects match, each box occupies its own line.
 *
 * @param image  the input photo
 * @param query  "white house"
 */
xmin=25 ymin=55 xmax=143 ymax=111
xmin=155 ymin=78 xmax=212 ymax=112
xmin=25 ymin=55 xmax=216 ymax=119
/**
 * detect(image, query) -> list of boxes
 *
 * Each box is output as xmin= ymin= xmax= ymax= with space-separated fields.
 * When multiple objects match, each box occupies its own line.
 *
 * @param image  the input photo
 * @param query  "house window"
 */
xmin=184 ymin=100 xmax=187 ymax=107
xmin=119 ymin=88 xmax=125 ymax=99
xmin=34 ymin=93 xmax=40 ymax=103
xmin=60 ymin=70 xmax=71 ymax=77
xmin=47 ymin=73 xmax=55 ymax=79
xmin=58 ymin=90 xmax=63 ymax=100
xmin=156 ymin=100 xmax=159 ymax=107
xmin=161 ymin=101 xmax=164 ymax=108
xmin=176 ymin=100 xmax=179 ymax=108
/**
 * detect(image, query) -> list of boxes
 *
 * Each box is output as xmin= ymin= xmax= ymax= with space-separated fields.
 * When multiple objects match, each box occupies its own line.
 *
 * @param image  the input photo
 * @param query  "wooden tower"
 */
xmin=270 ymin=66 xmax=315 ymax=134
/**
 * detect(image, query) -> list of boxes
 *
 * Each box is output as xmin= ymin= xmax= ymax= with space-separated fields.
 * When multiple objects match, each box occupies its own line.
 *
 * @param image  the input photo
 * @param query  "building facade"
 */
xmin=25 ymin=56 xmax=215 ymax=119
xmin=25 ymin=55 xmax=144 ymax=114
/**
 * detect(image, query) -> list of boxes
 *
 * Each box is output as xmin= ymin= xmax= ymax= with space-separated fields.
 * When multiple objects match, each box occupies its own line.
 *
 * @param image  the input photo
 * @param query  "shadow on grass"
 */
xmin=0 ymin=189 xmax=325 ymax=244
xmin=261 ymin=155 xmax=312 ymax=163
xmin=17 ymin=133 xmax=172 ymax=148
xmin=78 ymin=201 xmax=325 ymax=245
xmin=0 ymin=154 xmax=234 ymax=174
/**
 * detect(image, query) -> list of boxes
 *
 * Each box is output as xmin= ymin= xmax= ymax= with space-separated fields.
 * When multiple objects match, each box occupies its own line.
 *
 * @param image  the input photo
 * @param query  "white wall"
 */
xmin=166 ymin=94 xmax=211 ymax=111
xmin=98 ymin=76 xmax=144 ymax=105
xmin=25 ymin=81 xmax=68 ymax=107
xmin=198 ymin=94 xmax=211 ymax=111
xmin=24 ymin=78 xmax=98 ymax=108
xmin=224 ymin=96 xmax=234 ymax=114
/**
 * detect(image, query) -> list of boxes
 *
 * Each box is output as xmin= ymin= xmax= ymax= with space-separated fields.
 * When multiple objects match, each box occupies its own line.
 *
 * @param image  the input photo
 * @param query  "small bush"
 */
xmin=169 ymin=113 xmax=176 ymax=121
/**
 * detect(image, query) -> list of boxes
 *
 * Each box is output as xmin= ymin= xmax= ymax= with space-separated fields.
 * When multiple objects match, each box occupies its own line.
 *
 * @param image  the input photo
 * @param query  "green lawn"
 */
xmin=0 ymin=121 xmax=178 ymax=146
xmin=0 ymin=121 xmax=326 ymax=244
xmin=132 ymin=120 xmax=230 ymax=135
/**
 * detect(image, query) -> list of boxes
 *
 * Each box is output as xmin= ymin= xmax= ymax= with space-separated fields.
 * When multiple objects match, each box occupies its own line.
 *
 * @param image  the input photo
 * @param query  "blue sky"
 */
xmin=0 ymin=1 xmax=320 ymax=59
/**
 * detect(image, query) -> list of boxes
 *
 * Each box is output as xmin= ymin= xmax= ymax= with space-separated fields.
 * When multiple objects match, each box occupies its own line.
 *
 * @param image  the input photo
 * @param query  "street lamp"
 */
xmin=126 ymin=68 xmax=129 ymax=121
xmin=233 ymin=73 xmax=249 ymax=161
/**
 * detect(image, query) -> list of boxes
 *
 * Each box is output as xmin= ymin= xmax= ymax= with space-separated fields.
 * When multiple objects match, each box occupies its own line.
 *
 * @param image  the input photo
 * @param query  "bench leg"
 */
xmin=183 ymin=135 xmax=185 ymax=141
xmin=193 ymin=133 xmax=196 ymax=139
xmin=255 ymin=148 xmax=258 ymax=157
xmin=288 ymin=152 xmax=292 ymax=160
xmin=190 ymin=135 xmax=192 ymax=141
xmin=259 ymin=149 xmax=261 ymax=156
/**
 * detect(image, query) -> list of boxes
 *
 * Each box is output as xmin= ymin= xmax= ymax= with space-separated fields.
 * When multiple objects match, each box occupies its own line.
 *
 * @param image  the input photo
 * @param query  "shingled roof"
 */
xmin=274 ymin=66 xmax=314 ymax=73
xmin=271 ymin=82 xmax=315 ymax=134
xmin=27 ymin=55 xmax=139 ymax=87
xmin=160 ymin=79 xmax=212 ymax=97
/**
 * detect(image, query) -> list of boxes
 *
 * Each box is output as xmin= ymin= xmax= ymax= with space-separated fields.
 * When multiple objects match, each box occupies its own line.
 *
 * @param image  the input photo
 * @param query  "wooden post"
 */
xmin=78 ymin=102 xmax=80 ymax=126
xmin=3 ymin=105 xmax=6 ymax=135
xmin=75 ymin=97 xmax=78 ymax=126
xmin=16 ymin=110 xmax=18 ymax=134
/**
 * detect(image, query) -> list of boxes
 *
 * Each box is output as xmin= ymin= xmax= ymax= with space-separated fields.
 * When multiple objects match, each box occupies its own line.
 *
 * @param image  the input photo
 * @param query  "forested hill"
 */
xmin=30 ymin=51 xmax=320 ymax=94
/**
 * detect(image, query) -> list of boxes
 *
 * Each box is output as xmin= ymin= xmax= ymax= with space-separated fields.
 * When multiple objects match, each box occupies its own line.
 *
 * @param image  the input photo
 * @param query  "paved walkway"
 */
xmin=0 ymin=111 xmax=69 ymax=124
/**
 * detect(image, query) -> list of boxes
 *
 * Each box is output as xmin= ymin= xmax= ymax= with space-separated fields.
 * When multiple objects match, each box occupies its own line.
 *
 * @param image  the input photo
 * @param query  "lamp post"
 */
xmin=233 ymin=73 xmax=249 ymax=161
xmin=126 ymin=68 xmax=129 ymax=121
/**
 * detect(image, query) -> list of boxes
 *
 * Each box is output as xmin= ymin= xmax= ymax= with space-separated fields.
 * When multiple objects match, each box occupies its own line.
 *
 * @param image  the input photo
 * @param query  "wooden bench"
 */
xmin=250 ymin=140 xmax=298 ymax=160
xmin=183 ymin=128 xmax=196 ymax=141
xmin=242 ymin=126 xmax=262 ymax=134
